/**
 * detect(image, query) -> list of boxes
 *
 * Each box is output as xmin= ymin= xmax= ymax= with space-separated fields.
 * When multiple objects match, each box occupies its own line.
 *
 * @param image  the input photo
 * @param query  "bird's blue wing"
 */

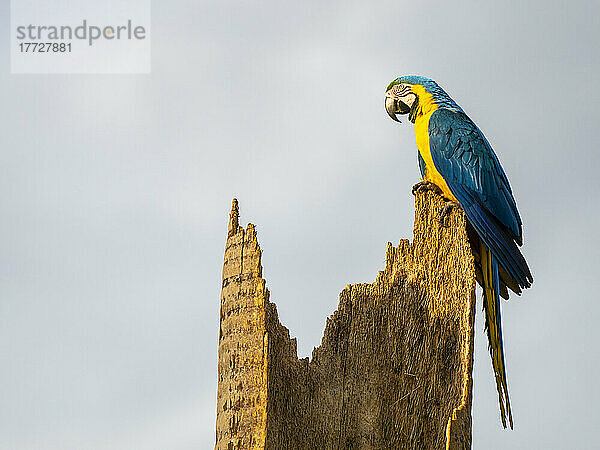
xmin=428 ymin=108 xmax=532 ymax=288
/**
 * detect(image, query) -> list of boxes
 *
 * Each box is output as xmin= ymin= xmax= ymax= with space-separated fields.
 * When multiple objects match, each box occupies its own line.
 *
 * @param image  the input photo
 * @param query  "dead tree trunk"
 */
xmin=215 ymin=192 xmax=476 ymax=449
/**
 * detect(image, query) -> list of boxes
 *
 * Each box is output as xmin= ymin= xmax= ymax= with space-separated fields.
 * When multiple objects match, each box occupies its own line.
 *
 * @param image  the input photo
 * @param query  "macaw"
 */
xmin=385 ymin=75 xmax=532 ymax=429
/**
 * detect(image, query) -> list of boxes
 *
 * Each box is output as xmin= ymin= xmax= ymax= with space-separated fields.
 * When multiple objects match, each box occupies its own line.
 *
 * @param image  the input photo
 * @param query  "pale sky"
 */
xmin=1 ymin=1 xmax=599 ymax=448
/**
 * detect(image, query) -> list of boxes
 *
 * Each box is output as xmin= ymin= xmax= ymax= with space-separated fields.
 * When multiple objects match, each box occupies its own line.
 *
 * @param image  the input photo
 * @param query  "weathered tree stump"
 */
xmin=216 ymin=192 xmax=476 ymax=449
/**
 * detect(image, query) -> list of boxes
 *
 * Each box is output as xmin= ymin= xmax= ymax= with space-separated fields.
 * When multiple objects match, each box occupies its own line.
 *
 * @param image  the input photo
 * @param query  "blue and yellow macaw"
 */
xmin=385 ymin=75 xmax=533 ymax=429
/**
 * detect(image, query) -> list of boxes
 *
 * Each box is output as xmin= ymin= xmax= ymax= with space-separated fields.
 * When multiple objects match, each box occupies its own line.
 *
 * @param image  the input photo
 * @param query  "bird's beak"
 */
xmin=385 ymin=94 xmax=410 ymax=123
xmin=385 ymin=96 xmax=401 ymax=122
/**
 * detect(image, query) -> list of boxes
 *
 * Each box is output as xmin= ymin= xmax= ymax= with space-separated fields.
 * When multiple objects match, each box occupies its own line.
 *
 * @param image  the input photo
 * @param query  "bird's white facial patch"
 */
xmin=387 ymin=83 xmax=417 ymax=107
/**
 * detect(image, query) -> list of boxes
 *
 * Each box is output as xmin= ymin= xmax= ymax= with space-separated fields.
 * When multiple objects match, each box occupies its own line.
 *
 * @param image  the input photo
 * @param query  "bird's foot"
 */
xmin=412 ymin=181 xmax=443 ymax=196
xmin=439 ymin=201 xmax=460 ymax=228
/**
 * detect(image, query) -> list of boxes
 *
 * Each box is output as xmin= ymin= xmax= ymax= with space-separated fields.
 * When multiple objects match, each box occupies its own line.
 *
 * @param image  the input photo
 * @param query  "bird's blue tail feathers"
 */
xmin=481 ymin=242 xmax=513 ymax=429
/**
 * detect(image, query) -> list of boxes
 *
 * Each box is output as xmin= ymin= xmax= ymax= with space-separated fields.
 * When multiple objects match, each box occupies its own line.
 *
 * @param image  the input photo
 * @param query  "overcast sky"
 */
xmin=1 ymin=1 xmax=599 ymax=448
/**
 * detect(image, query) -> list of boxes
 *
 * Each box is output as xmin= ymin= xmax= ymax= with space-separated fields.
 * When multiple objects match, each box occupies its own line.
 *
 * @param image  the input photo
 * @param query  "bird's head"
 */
xmin=385 ymin=75 xmax=442 ymax=123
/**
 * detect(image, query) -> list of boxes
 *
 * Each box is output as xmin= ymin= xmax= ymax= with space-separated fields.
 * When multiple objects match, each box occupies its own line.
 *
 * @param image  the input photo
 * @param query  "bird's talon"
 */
xmin=412 ymin=181 xmax=428 ymax=195
xmin=412 ymin=181 xmax=442 ymax=196
xmin=430 ymin=185 xmax=443 ymax=195
xmin=439 ymin=201 xmax=460 ymax=228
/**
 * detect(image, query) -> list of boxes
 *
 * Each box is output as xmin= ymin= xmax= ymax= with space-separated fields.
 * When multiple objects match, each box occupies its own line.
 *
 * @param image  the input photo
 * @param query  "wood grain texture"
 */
xmin=215 ymin=192 xmax=475 ymax=449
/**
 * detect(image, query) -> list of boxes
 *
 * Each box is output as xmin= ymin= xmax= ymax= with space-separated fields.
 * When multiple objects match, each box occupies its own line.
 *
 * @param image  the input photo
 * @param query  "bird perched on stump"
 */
xmin=385 ymin=75 xmax=533 ymax=429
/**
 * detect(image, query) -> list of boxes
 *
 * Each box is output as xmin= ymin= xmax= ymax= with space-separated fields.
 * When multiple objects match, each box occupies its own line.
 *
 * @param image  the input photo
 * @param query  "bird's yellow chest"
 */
xmin=414 ymin=110 xmax=457 ymax=202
